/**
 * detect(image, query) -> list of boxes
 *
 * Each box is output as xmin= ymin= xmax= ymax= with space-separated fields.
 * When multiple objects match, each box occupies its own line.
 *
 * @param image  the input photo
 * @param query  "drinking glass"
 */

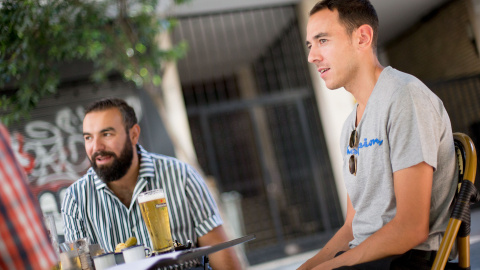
xmin=44 ymin=213 xmax=60 ymax=258
xmin=137 ymin=189 xmax=174 ymax=253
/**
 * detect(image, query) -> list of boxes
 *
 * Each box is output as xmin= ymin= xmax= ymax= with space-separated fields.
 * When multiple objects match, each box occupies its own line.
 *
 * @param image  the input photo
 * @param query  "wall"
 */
xmin=159 ymin=32 xmax=200 ymax=167
xmin=467 ymin=0 xmax=480 ymax=56
xmin=386 ymin=0 xmax=480 ymax=82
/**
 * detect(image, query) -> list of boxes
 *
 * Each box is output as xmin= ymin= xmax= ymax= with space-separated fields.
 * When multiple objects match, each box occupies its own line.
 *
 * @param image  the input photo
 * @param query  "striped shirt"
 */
xmin=0 ymin=124 xmax=57 ymax=270
xmin=61 ymin=145 xmax=222 ymax=255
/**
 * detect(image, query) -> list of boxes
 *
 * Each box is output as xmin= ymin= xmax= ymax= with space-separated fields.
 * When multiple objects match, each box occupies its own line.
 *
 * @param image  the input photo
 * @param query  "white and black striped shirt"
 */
xmin=61 ymin=145 xmax=222 ymax=254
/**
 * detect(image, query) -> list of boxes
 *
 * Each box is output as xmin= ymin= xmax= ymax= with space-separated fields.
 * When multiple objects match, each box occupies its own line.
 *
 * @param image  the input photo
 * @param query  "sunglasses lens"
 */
xmin=348 ymin=129 xmax=358 ymax=175
xmin=349 ymin=155 xmax=357 ymax=175
xmin=349 ymin=130 xmax=358 ymax=148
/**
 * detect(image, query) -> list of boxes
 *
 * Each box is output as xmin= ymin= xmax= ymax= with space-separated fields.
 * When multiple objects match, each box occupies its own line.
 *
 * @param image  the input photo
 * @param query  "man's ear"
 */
xmin=355 ymin=24 xmax=374 ymax=50
xmin=129 ymin=124 xmax=141 ymax=145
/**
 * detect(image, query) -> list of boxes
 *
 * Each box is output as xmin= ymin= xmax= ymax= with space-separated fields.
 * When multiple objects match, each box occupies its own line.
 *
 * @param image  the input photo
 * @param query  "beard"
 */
xmin=90 ymin=138 xmax=134 ymax=183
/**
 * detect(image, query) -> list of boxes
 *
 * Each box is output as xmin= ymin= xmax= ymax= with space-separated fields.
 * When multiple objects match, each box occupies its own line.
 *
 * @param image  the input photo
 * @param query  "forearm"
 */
xmin=314 ymin=217 xmax=428 ymax=269
xmin=198 ymin=225 xmax=242 ymax=270
xmin=314 ymin=163 xmax=434 ymax=270
xmin=208 ymin=247 xmax=242 ymax=270
xmin=298 ymin=224 xmax=353 ymax=270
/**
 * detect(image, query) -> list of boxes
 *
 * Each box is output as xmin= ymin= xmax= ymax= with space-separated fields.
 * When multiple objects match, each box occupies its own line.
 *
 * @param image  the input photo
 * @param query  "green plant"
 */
xmin=0 ymin=0 xmax=188 ymax=125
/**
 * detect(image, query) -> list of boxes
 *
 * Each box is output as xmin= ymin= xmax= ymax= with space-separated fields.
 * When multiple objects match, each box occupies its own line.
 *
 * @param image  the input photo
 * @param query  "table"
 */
xmin=108 ymin=234 xmax=255 ymax=270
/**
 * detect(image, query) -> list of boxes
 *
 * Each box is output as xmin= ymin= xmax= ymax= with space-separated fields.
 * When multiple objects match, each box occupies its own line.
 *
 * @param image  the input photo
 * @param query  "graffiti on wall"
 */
xmin=14 ymin=106 xmax=89 ymax=185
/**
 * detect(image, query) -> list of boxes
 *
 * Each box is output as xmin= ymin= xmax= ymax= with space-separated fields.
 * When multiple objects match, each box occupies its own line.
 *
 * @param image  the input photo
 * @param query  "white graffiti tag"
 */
xmin=22 ymin=106 xmax=89 ymax=185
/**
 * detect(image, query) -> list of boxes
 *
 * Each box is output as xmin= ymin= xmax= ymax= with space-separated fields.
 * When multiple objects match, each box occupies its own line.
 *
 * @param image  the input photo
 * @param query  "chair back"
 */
xmin=431 ymin=132 xmax=479 ymax=270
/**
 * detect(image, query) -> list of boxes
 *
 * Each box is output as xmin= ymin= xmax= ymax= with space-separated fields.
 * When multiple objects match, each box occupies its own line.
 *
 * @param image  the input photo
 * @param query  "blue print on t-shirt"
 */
xmin=347 ymin=137 xmax=383 ymax=155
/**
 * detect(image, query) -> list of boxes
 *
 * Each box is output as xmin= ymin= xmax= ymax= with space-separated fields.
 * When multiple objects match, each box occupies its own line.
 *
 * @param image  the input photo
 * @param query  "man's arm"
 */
xmin=197 ymin=225 xmax=242 ymax=270
xmin=297 ymin=195 xmax=356 ymax=270
xmin=313 ymin=162 xmax=433 ymax=270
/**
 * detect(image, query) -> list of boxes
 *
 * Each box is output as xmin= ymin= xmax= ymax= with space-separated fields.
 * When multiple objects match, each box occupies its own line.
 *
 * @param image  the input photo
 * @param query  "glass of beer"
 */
xmin=137 ymin=189 xmax=174 ymax=253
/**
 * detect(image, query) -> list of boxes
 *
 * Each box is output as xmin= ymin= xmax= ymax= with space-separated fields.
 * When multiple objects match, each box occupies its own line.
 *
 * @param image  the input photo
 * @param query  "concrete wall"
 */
xmin=467 ymin=0 xmax=480 ymax=57
xmin=159 ymin=32 xmax=200 ymax=167
xmin=386 ymin=0 xmax=480 ymax=82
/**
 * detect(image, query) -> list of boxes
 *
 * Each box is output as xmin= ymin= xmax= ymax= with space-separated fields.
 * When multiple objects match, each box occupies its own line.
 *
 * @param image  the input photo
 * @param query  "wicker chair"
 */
xmin=431 ymin=133 xmax=480 ymax=270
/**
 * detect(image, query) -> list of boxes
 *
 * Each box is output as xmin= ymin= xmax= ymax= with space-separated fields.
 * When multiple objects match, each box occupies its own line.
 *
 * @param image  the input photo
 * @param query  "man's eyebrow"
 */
xmin=314 ymin=32 xmax=328 ymax=39
xmin=100 ymin=127 xmax=115 ymax=133
xmin=82 ymin=127 xmax=115 ymax=136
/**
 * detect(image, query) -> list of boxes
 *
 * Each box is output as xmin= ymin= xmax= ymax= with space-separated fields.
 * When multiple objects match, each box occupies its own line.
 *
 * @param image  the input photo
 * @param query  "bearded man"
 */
xmin=61 ymin=98 xmax=240 ymax=270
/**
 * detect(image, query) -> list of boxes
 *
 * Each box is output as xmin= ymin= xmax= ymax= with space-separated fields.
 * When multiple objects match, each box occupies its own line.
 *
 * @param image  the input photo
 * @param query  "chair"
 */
xmin=431 ymin=133 xmax=480 ymax=270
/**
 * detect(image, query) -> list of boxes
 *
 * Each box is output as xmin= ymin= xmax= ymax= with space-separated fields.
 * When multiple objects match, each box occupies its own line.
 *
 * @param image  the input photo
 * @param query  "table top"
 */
xmin=108 ymin=234 xmax=255 ymax=270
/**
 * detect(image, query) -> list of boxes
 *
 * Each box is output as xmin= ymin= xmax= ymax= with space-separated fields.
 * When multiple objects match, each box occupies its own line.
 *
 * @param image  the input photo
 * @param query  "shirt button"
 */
xmin=132 ymin=226 xmax=136 ymax=233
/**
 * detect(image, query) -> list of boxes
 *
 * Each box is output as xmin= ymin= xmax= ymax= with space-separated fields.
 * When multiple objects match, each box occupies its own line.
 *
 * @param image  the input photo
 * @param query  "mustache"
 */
xmin=92 ymin=150 xmax=117 ymax=161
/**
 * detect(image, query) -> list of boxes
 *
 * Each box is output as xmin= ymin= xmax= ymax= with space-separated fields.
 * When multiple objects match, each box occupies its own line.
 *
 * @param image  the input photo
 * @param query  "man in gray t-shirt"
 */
xmin=300 ymin=1 xmax=457 ymax=269
xmin=341 ymin=66 xmax=456 ymax=251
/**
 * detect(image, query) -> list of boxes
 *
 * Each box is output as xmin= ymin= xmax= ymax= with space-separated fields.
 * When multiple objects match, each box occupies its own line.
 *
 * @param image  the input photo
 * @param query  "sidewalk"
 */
xmin=470 ymin=208 xmax=480 ymax=270
xmin=248 ymin=209 xmax=480 ymax=270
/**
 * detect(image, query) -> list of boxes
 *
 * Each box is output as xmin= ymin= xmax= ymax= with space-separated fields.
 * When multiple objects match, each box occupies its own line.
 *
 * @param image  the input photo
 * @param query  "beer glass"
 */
xmin=137 ymin=189 xmax=174 ymax=253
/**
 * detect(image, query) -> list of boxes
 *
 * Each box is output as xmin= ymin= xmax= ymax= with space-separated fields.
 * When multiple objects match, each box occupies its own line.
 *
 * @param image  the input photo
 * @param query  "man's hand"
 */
xmin=198 ymin=225 xmax=242 ymax=270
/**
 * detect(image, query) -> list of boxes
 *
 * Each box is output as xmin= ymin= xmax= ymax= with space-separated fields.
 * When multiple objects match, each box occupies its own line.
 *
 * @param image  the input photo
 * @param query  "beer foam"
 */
xmin=138 ymin=190 xmax=165 ymax=203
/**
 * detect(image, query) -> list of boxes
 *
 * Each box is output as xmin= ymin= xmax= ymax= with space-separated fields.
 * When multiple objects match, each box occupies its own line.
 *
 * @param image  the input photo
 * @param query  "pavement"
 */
xmin=248 ymin=209 xmax=480 ymax=270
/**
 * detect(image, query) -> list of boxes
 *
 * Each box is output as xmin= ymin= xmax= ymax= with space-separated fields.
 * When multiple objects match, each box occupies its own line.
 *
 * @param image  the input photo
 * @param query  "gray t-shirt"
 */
xmin=340 ymin=66 xmax=457 ymax=251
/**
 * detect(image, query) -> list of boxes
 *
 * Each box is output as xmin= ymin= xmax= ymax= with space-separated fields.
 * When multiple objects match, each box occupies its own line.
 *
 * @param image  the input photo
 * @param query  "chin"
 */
xmin=324 ymin=83 xmax=337 ymax=90
xmin=325 ymin=81 xmax=343 ymax=90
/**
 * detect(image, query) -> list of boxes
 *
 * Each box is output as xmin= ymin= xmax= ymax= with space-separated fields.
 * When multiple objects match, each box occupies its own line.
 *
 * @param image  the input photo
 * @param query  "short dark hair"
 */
xmin=84 ymin=98 xmax=138 ymax=131
xmin=309 ymin=0 xmax=379 ymax=52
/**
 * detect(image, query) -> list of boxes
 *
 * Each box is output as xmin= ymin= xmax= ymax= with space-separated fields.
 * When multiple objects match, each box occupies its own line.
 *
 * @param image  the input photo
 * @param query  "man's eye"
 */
xmin=84 ymin=136 xmax=91 ymax=141
xmin=320 ymin=39 xmax=327 ymax=44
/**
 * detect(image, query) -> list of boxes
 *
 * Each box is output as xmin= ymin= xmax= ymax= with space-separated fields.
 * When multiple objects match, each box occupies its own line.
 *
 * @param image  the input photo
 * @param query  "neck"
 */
xmin=347 ymin=58 xmax=384 ymax=111
xmin=107 ymin=149 xmax=140 ymax=207
xmin=344 ymin=55 xmax=384 ymax=126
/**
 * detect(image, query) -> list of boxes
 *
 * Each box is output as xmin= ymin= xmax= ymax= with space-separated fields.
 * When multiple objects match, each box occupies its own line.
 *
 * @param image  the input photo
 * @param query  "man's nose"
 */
xmin=91 ymin=137 xmax=105 ymax=153
xmin=308 ymin=46 xmax=322 ymax=63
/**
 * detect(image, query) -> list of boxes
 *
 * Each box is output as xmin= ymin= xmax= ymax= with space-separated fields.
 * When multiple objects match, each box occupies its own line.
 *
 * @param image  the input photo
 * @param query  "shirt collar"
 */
xmin=91 ymin=144 xmax=156 ymax=190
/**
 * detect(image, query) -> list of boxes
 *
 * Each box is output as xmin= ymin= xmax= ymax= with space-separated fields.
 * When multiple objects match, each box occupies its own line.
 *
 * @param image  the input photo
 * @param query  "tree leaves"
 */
xmin=0 ymin=0 xmax=188 ymax=126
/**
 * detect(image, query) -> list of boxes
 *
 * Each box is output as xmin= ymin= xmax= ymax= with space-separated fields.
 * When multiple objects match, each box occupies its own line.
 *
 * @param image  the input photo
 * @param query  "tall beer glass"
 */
xmin=138 ymin=189 xmax=174 ymax=253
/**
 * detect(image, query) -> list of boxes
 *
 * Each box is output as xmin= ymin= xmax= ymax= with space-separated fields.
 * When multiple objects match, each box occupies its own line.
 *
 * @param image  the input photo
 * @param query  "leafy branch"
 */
xmin=0 ymin=0 xmax=188 ymax=126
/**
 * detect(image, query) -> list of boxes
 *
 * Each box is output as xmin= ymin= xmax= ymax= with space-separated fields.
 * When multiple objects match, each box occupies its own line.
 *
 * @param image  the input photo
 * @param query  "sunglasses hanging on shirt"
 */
xmin=349 ymin=129 xmax=359 ymax=175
